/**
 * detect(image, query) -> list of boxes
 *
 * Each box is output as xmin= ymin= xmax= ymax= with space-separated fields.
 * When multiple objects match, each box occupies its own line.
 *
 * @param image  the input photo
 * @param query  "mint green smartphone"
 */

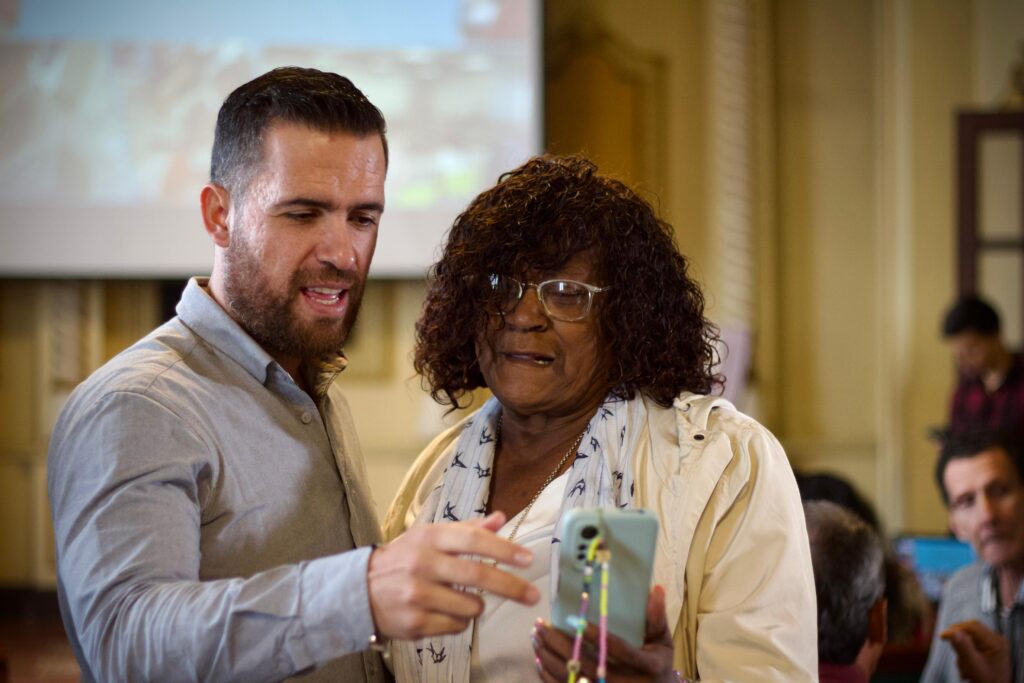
xmin=551 ymin=508 xmax=659 ymax=649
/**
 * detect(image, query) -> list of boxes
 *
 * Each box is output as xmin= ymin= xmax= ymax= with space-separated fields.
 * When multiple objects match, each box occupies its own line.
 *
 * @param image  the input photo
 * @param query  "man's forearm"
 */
xmin=64 ymin=548 xmax=375 ymax=682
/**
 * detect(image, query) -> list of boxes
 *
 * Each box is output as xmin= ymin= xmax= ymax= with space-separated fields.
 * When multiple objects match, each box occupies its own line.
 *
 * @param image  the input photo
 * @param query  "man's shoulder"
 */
xmin=48 ymin=317 xmax=223 ymax=473
xmin=84 ymin=318 xmax=200 ymax=392
xmin=59 ymin=317 xmax=222 ymax=421
xmin=937 ymin=560 xmax=987 ymax=618
xmin=946 ymin=559 xmax=986 ymax=587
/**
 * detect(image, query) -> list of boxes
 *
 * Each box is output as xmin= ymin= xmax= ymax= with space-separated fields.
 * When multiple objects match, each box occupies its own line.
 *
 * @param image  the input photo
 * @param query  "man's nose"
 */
xmin=977 ymin=493 xmax=997 ymax=522
xmin=316 ymin=220 xmax=356 ymax=271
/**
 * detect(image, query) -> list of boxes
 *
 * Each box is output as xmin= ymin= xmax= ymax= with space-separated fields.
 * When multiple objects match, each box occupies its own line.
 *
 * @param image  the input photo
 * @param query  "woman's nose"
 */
xmin=505 ymin=284 xmax=548 ymax=329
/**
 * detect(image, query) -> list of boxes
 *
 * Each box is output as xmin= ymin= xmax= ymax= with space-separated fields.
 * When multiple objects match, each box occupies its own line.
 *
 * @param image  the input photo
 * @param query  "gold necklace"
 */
xmin=495 ymin=414 xmax=588 ymax=544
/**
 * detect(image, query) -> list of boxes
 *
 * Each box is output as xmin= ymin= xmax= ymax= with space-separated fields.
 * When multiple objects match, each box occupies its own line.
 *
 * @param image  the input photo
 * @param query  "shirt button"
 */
xmin=301 ymin=412 xmax=313 ymax=424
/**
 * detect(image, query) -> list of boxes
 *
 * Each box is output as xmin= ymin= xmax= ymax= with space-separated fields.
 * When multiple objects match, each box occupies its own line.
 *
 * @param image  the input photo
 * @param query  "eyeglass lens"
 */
xmin=488 ymin=275 xmax=591 ymax=321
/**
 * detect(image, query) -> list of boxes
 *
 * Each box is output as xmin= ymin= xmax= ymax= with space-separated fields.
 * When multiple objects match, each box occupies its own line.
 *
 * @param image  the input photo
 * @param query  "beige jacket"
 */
xmin=383 ymin=393 xmax=818 ymax=682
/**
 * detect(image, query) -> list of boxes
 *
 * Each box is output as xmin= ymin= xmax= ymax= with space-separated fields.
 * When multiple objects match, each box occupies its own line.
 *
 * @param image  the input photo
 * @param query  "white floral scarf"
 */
xmin=392 ymin=393 xmax=647 ymax=683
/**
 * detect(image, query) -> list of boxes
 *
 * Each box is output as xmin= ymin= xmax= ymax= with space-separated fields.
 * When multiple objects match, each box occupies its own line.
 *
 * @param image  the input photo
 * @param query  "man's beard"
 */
xmin=222 ymin=238 xmax=364 ymax=363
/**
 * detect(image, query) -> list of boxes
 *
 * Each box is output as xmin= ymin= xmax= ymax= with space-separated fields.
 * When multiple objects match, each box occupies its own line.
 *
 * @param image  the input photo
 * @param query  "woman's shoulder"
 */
xmin=661 ymin=391 xmax=779 ymax=443
xmin=640 ymin=391 xmax=789 ymax=489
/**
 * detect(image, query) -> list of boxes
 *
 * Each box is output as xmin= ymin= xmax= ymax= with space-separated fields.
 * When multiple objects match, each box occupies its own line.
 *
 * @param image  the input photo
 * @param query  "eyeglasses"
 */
xmin=486 ymin=274 xmax=610 ymax=322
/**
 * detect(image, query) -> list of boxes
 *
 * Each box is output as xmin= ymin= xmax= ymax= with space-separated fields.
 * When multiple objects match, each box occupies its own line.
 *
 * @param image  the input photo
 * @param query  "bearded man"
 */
xmin=48 ymin=67 xmax=538 ymax=683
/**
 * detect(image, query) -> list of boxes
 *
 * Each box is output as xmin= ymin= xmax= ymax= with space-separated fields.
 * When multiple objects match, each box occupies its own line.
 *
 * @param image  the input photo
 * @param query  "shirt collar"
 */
xmin=980 ymin=563 xmax=1024 ymax=613
xmin=175 ymin=277 xmax=347 ymax=394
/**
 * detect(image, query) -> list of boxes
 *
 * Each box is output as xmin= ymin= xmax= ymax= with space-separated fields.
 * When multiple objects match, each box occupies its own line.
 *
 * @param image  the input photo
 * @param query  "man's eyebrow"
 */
xmin=270 ymin=198 xmax=384 ymax=213
xmin=352 ymin=201 xmax=385 ymax=214
xmin=271 ymin=197 xmax=334 ymax=211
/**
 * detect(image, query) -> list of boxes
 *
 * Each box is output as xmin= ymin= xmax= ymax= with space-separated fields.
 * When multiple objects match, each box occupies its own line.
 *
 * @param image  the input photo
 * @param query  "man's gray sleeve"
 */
xmin=48 ymin=391 xmax=375 ymax=682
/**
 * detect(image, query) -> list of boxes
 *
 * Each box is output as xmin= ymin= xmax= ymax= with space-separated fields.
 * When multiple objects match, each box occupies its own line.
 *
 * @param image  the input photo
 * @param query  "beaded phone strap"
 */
xmin=566 ymin=535 xmax=610 ymax=683
xmin=563 ymin=537 xmax=694 ymax=683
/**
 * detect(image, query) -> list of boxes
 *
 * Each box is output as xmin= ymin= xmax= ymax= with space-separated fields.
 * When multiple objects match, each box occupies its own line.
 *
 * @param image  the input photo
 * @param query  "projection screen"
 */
xmin=0 ymin=0 xmax=541 ymax=277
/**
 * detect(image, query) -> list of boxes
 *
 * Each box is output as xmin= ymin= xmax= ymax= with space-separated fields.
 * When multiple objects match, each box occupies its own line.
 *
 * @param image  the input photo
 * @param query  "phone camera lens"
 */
xmin=581 ymin=525 xmax=598 ymax=539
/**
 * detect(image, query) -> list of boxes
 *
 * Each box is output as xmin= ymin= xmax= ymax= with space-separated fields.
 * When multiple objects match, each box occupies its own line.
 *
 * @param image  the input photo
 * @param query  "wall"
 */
xmin=773 ymin=0 xmax=881 ymax=488
xmin=770 ymin=0 xmax=1023 ymax=532
xmin=899 ymin=1 xmax=974 ymax=532
xmin=900 ymin=0 xmax=1024 ymax=531
xmin=545 ymin=0 xmax=710 ymax=273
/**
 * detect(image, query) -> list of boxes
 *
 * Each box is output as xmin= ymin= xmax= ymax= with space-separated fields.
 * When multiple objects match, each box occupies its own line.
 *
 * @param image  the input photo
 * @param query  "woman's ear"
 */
xmin=201 ymin=184 xmax=232 ymax=248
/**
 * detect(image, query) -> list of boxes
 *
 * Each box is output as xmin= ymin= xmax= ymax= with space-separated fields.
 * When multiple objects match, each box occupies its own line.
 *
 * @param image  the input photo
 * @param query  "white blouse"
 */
xmin=469 ymin=471 xmax=569 ymax=682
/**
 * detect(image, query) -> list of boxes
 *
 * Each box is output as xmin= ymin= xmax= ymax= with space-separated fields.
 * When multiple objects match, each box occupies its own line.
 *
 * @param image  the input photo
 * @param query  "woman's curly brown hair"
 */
xmin=414 ymin=155 xmax=721 ymax=409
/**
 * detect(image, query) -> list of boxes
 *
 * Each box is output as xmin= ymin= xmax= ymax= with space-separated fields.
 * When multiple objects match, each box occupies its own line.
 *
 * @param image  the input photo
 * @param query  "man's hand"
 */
xmin=941 ymin=619 xmax=1011 ymax=683
xmin=531 ymin=584 xmax=676 ymax=683
xmin=368 ymin=512 xmax=540 ymax=640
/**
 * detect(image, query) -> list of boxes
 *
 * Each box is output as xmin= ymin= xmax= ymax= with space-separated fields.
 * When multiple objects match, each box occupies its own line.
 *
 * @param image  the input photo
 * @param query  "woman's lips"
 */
xmin=502 ymin=351 xmax=554 ymax=366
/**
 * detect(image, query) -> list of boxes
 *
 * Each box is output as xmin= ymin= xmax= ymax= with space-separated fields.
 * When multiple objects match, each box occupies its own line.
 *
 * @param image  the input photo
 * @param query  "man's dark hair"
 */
xmin=796 ymin=471 xmax=881 ymax=532
xmin=210 ymin=66 xmax=388 ymax=197
xmin=935 ymin=429 xmax=1024 ymax=505
xmin=942 ymin=295 xmax=1001 ymax=337
xmin=805 ymin=500 xmax=886 ymax=666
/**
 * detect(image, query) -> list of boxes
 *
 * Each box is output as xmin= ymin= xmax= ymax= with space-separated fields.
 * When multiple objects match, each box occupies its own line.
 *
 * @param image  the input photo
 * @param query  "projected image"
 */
xmin=0 ymin=0 xmax=540 ymax=276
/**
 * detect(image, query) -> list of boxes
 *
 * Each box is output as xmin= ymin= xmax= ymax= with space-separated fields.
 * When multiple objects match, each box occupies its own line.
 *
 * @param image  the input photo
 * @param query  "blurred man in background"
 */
xmin=922 ymin=430 xmax=1023 ymax=683
xmin=942 ymin=295 xmax=1023 ymax=442
xmin=805 ymin=500 xmax=888 ymax=683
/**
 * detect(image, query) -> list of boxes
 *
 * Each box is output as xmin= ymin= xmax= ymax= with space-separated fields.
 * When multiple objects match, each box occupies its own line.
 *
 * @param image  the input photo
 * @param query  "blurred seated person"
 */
xmin=941 ymin=295 xmax=1023 ymax=442
xmin=383 ymin=155 xmax=817 ymax=682
xmin=921 ymin=430 xmax=1024 ymax=683
xmin=797 ymin=471 xmax=932 ymax=647
xmin=797 ymin=472 xmax=881 ymax=529
xmin=805 ymin=500 xmax=887 ymax=683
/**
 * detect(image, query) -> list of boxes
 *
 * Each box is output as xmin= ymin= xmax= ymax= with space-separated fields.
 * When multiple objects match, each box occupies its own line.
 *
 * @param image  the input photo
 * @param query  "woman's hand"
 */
xmin=531 ymin=584 xmax=676 ymax=683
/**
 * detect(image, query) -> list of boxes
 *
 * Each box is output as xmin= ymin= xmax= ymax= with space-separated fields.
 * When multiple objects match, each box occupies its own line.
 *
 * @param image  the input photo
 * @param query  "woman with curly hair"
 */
xmin=382 ymin=155 xmax=815 ymax=682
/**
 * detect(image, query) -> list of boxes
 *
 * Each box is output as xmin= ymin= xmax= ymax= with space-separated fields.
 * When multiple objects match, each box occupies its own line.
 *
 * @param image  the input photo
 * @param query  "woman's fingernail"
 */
xmin=535 ymin=656 xmax=542 ymax=671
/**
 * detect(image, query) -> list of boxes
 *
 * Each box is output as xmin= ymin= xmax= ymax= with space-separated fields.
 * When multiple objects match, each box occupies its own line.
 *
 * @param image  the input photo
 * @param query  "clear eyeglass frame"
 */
xmin=486 ymin=273 xmax=611 ymax=322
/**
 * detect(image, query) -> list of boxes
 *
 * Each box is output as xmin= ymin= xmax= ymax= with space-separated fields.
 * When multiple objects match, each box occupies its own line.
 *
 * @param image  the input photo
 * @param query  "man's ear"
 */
xmin=867 ymin=597 xmax=887 ymax=645
xmin=201 ymin=184 xmax=232 ymax=248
